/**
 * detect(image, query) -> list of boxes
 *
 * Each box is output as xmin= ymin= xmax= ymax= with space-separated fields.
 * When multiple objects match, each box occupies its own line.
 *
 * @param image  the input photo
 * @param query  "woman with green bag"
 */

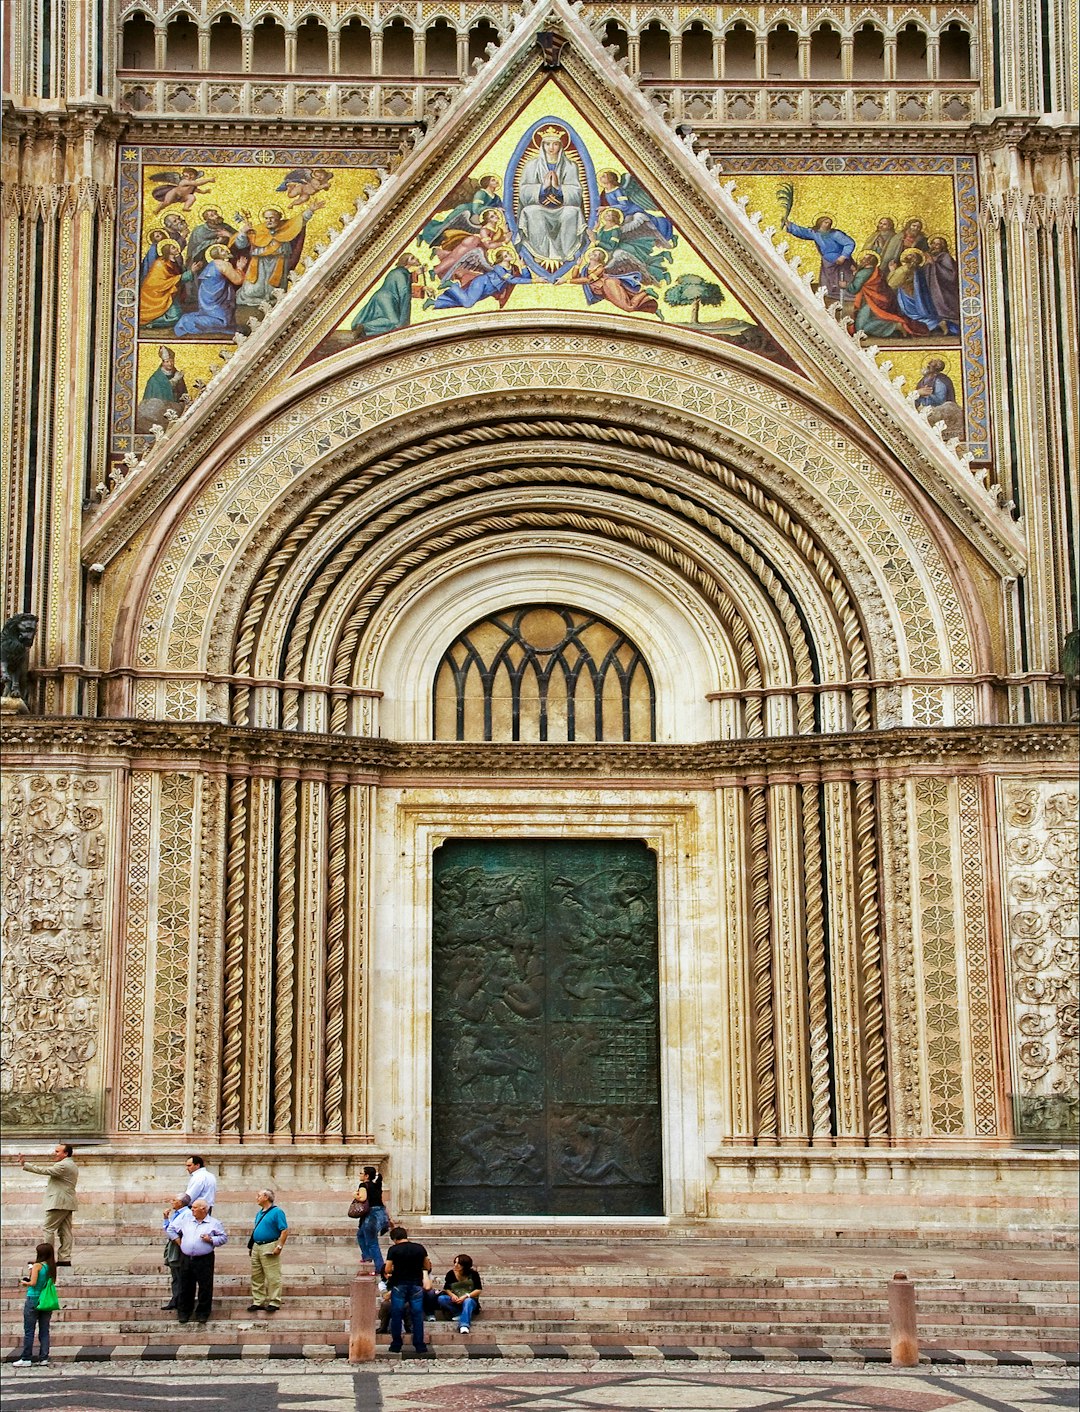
xmin=13 ymin=1242 xmax=59 ymax=1366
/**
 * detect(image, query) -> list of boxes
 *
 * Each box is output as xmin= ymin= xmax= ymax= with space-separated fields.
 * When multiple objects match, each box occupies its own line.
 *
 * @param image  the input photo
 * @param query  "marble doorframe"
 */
xmin=371 ymin=788 xmax=719 ymax=1218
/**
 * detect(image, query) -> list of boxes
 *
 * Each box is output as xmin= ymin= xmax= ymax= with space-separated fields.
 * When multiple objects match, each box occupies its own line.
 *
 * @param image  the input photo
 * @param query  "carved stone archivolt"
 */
xmin=108 ymin=335 xmax=980 ymax=748
xmin=0 ymin=771 xmax=115 ymax=1132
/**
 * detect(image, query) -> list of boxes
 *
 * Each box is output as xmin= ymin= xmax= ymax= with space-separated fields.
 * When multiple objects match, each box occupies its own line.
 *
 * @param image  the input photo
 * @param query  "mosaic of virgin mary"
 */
xmin=507 ymin=120 xmax=597 ymax=277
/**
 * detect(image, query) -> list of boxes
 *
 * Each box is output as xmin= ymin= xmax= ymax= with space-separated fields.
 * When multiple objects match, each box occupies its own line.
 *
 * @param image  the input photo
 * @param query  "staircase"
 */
xmin=4 ymin=1226 xmax=1077 ymax=1363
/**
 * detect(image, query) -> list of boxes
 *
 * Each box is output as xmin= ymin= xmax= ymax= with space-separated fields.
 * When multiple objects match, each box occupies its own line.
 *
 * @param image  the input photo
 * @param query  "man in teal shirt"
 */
xmin=247 ymin=1189 xmax=289 ymax=1313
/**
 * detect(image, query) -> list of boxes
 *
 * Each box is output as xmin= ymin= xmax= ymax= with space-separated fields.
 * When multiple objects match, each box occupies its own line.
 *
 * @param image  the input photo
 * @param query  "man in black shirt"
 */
xmin=383 ymin=1226 xmax=432 ymax=1354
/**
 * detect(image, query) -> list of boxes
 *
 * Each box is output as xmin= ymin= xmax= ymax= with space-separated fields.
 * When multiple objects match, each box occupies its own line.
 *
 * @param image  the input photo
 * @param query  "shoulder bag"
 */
xmin=37 ymin=1277 xmax=60 ymax=1313
xmin=348 ymin=1185 xmax=371 ymax=1220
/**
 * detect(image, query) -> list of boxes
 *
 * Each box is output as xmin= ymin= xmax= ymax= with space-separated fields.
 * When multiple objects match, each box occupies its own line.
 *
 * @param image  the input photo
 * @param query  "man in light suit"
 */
xmin=18 ymin=1143 xmax=79 ymax=1265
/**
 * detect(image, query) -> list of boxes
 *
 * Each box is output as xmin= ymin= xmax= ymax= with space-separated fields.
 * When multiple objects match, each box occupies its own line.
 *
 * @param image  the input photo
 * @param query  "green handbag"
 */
xmin=36 ymin=1277 xmax=60 ymax=1313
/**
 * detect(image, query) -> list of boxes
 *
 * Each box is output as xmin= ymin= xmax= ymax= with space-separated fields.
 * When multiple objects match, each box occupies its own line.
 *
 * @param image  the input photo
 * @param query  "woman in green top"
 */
xmin=14 ymin=1242 xmax=57 ymax=1366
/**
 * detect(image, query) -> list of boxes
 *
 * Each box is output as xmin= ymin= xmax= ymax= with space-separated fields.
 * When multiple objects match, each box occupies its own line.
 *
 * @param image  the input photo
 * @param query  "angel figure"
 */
xmin=427 ymin=244 xmax=531 ymax=310
xmin=588 ymin=207 xmax=673 ymax=286
xmin=562 ymin=247 xmax=661 ymax=317
xmin=149 ymin=166 xmax=216 ymax=215
xmin=597 ymin=169 xmax=675 ymax=245
xmin=276 ymin=166 xmax=335 ymax=207
xmin=431 ymin=207 xmax=510 ymax=282
xmin=419 ymin=175 xmax=503 ymax=249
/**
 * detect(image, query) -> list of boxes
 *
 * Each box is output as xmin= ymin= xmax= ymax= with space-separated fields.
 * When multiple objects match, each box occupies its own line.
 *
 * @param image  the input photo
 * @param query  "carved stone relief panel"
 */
xmin=0 ymin=771 xmax=116 ymax=1132
xmin=999 ymin=778 xmax=1079 ymax=1139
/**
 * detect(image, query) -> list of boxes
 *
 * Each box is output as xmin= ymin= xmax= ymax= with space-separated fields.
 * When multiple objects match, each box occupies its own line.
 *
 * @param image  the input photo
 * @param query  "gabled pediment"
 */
xmin=86 ymin=0 xmax=1024 ymax=575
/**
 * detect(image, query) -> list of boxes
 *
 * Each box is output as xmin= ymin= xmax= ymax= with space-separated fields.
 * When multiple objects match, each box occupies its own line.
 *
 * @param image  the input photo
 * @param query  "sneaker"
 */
xmin=36 ymin=1361 xmax=49 ymax=1368
xmin=425 ymin=1314 xmax=436 ymax=1322
xmin=459 ymin=1325 xmax=471 ymax=1335
xmin=11 ymin=1359 xmax=32 ymax=1367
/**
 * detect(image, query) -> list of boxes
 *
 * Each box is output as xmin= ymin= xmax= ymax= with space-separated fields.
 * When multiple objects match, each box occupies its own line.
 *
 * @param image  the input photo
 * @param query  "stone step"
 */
xmin=4 ymin=1220 xmax=1074 ymax=1251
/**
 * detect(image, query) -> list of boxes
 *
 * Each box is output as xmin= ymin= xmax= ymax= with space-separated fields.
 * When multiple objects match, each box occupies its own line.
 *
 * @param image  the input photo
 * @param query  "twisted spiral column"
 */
xmin=747 ymin=783 xmax=777 ymax=1138
xmin=801 ymin=780 xmax=832 ymax=1137
xmin=219 ymin=774 xmax=248 ymax=1135
xmin=855 ymin=778 xmax=889 ymax=1137
xmin=322 ymin=779 xmax=349 ymax=1137
xmin=272 ymin=775 xmax=298 ymax=1136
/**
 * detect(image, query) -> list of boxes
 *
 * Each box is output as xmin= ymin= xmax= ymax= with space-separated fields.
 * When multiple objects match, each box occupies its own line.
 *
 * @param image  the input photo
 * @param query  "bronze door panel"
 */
xmin=431 ymin=838 xmax=662 ymax=1216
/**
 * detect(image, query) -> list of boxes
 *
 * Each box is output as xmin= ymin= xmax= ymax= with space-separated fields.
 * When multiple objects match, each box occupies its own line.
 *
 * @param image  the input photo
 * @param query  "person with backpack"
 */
xmin=13 ymin=1242 xmax=59 ymax=1366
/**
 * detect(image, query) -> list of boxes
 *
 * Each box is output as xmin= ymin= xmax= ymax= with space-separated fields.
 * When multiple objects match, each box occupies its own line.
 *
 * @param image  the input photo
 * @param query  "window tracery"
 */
xmin=433 ymin=606 xmax=657 ymax=743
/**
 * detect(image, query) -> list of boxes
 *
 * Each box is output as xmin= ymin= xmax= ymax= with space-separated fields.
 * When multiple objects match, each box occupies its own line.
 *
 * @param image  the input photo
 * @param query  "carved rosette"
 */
xmin=999 ymin=779 xmax=1080 ymax=1138
xmin=0 ymin=771 xmax=115 ymax=1131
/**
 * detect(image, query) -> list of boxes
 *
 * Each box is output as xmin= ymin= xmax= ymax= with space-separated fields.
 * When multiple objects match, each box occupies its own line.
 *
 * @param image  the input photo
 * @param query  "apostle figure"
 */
xmin=915 ymin=358 xmax=965 ymax=438
xmin=139 ymin=239 xmax=184 ymax=328
xmin=923 ymin=235 xmax=961 ymax=335
xmin=784 ymin=214 xmax=856 ymax=300
xmin=517 ymin=127 xmax=587 ymax=267
xmin=174 ymin=244 xmax=244 ymax=336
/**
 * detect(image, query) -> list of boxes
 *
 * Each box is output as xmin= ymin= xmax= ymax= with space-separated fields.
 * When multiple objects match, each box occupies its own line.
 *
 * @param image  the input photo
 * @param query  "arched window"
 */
xmin=468 ymin=18 xmax=499 ymax=67
xmin=602 ymin=19 xmax=629 ymax=62
xmin=852 ymin=23 xmax=884 ymax=80
xmin=810 ymin=24 xmax=842 ymax=79
xmin=682 ymin=21 xmax=713 ymax=79
xmin=121 ymin=11 xmax=155 ymax=68
xmin=164 ymin=13 xmax=198 ymax=71
xmin=251 ymin=16 xmax=286 ymax=72
xmin=208 ymin=15 xmax=241 ymax=71
xmin=638 ymin=21 xmax=671 ymax=78
xmin=766 ymin=23 xmax=798 ymax=79
xmin=382 ymin=18 xmax=415 ymax=75
xmin=939 ymin=22 xmax=972 ymax=79
xmin=426 ymin=19 xmax=457 ymax=75
xmin=296 ymin=16 xmax=329 ymax=73
xmin=340 ymin=18 xmax=372 ymax=73
xmin=895 ymin=22 xmax=928 ymax=79
xmin=433 ymin=606 xmax=656 ymax=743
xmin=724 ymin=22 xmax=756 ymax=79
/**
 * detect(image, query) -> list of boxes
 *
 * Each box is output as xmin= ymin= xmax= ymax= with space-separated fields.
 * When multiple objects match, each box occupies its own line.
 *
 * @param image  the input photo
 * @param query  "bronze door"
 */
xmin=431 ymin=838 xmax=662 ymax=1215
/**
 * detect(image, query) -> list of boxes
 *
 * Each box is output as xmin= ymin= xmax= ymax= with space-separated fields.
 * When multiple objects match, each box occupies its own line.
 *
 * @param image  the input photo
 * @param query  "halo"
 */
xmin=813 ymin=213 xmax=832 ymax=227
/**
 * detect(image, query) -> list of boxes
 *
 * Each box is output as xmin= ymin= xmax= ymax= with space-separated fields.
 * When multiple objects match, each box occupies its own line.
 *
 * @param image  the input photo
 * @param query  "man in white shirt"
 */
xmin=166 ymin=1198 xmax=227 ymax=1324
xmin=184 ymin=1155 xmax=217 ymax=1211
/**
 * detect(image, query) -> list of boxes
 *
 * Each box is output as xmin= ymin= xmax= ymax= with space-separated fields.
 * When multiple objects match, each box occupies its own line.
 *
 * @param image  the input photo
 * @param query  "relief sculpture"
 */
xmin=1001 ymin=781 xmax=1079 ymax=1138
xmin=0 ymin=773 xmax=112 ymax=1131
xmin=432 ymin=840 xmax=662 ymax=1215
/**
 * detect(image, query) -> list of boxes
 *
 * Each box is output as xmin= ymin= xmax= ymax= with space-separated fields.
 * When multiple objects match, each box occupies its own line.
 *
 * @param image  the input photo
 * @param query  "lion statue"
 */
xmin=0 ymin=612 xmax=39 ymax=707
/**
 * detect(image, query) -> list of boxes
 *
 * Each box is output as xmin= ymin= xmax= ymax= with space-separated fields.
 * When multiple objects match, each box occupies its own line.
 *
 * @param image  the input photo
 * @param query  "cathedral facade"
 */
xmin=1 ymin=0 xmax=1076 ymax=1227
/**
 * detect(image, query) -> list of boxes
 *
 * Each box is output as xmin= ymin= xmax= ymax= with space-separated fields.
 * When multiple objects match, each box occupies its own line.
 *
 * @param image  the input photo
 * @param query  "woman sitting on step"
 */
xmin=436 ymin=1254 xmax=483 ymax=1334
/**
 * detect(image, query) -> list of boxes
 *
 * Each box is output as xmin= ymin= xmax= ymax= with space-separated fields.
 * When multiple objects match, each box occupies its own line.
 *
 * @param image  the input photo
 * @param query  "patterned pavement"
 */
xmin=0 ymin=1360 xmax=1077 ymax=1412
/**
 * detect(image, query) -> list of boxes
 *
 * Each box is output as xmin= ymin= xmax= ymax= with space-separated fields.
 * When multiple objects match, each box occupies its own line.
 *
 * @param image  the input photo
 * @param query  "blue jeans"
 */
xmin=21 ymin=1297 xmax=52 ymax=1360
xmin=437 ymin=1292 xmax=478 ymax=1328
xmin=355 ymin=1206 xmax=387 ymax=1273
xmin=389 ymin=1282 xmax=427 ymax=1351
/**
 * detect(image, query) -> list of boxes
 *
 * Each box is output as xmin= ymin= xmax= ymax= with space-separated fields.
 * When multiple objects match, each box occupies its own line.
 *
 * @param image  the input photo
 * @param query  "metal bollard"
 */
xmin=349 ymin=1260 xmax=377 ymax=1363
xmin=888 ymin=1270 xmax=919 ymax=1367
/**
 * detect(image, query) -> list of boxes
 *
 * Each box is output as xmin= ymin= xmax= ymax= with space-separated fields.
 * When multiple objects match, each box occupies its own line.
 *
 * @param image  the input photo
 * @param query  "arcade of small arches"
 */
xmin=119 ymin=4 xmax=974 ymax=85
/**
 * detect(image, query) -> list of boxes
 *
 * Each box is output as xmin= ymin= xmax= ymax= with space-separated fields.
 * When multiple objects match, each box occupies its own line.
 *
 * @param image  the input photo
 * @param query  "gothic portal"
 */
xmin=1 ymin=0 xmax=1076 ymax=1230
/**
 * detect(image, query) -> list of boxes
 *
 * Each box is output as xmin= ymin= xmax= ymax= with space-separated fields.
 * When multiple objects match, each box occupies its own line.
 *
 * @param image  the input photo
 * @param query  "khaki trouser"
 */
xmin=43 ymin=1208 xmax=73 ymax=1262
xmin=250 ymin=1241 xmax=282 ymax=1307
